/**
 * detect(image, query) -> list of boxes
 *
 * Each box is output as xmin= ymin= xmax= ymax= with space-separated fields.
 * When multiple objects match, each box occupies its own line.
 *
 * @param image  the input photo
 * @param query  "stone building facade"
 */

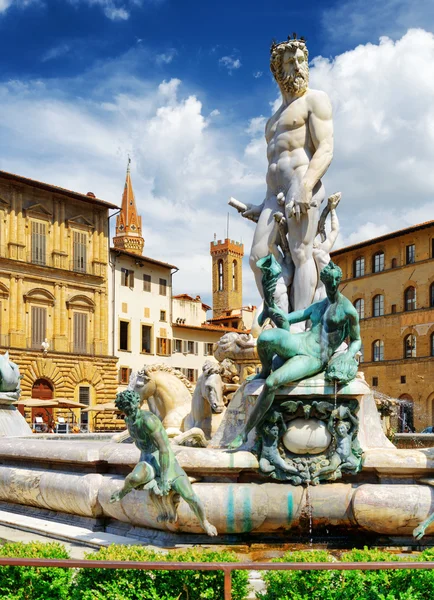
xmin=0 ymin=170 xmax=119 ymax=431
xmin=331 ymin=220 xmax=434 ymax=432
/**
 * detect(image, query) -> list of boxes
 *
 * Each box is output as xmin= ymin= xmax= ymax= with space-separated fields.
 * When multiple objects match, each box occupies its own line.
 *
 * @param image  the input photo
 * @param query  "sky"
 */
xmin=0 ymin=0 xmax=434 ymax=307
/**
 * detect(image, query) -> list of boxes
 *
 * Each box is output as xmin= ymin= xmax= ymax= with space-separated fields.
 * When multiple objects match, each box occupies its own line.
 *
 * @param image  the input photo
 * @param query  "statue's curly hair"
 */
xmin=320 ymin=261 xmax=342 ymax=285
xmin=115 ymin=389 xmax=140 ymax=412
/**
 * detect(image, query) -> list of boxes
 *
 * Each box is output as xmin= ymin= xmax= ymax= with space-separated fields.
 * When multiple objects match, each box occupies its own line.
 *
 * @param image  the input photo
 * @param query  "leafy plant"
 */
xmin=0 ymin=541 xmax=73 ymax=600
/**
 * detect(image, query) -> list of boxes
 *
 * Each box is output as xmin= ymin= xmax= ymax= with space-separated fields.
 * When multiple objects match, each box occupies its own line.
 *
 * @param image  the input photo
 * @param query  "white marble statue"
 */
xmin=232 ymin=35 xmax=334 ymax=323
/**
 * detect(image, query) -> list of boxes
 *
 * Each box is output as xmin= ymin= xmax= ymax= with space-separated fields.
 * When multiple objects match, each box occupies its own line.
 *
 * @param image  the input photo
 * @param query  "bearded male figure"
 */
xmin=241 ymin=36 xmax=333 ymax=319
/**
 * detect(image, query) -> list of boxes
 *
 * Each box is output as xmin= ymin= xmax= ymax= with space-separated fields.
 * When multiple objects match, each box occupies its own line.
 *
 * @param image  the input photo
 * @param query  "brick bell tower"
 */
xmin=210 ymin=237 xmax=244 ymax=318
xmin=113 ymin=158 xmax=144 ymax=256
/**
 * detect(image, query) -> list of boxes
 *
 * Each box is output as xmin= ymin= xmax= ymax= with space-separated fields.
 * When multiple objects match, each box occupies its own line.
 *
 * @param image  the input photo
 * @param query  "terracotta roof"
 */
xmin=173 ymin=294 xmax=212 ymax=311
xmin=0 ymin=170 xmax=119 ymax=209
xmin=332 ymin=220 xmax=434 ymax=257
xmin=172 ymin=322 xmax=244 ymax=333
xmin=110 ymin=247 xmax=178 ymax=270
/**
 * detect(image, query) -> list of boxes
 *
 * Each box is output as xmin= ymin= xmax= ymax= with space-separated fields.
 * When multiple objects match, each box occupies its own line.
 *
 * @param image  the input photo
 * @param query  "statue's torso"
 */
xmin=266 ymin=93 xmax=314 ymax=194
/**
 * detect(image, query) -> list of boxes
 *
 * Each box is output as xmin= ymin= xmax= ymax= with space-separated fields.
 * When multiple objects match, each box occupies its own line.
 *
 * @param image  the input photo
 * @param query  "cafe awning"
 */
xmin=82 ymin=402 xmax=119 ymax=412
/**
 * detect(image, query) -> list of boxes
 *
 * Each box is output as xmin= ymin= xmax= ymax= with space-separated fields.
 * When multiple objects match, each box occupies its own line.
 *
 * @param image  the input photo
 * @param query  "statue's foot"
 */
xmin=413 ymin=524 xmax=426 ymax=540
xmin=204 ymin=521 xmax=218 ymax=537
xmin=227 ymin=434 xmax=247 ymax=450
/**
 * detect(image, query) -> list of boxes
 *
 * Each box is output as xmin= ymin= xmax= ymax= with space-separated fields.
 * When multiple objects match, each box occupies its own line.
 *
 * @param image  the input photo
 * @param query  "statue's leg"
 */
xmin=253 ymin=328 xmax=301 ymax=381
xmin=287 ymin=182 xmax=324 ymax=324
xmin=110 ymin=462 xmax=154 ymax=503
xmin=172 ymin=475 xmax=217 ymax=537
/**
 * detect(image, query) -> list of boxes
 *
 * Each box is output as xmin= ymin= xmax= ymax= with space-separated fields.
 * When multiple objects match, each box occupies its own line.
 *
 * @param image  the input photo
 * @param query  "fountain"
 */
xmin=0 ymin=35 xmax=434 ymax=546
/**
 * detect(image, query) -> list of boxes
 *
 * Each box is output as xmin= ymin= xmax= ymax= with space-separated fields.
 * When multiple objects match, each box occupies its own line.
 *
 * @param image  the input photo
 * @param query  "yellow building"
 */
xmin=0 ymin=170 xmax=119 ymax=432
xmin=331 ymin=220 xmax=434 ymax=432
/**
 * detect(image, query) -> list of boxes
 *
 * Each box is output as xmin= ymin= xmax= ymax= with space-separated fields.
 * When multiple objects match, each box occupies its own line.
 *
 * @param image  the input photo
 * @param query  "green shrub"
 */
xmin=259 ymin=547 xmax=434 ymax=600
xmin=0 ymin=541 xmax=73 ymax=600
xmin=258 ymin=549 xmax=342 ymax=600
xmin=73 ymin=544 xmax=249 ymax=600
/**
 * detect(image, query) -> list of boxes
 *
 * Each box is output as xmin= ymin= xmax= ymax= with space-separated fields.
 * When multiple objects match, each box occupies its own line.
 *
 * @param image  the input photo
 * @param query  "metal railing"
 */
xmin=0 ymin=558 xmax=433 ymax=600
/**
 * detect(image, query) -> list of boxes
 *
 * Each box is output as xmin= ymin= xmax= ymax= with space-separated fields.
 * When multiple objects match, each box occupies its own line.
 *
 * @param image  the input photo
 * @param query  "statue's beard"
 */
xmin=275 ymin=68 xmax=309 ymax=96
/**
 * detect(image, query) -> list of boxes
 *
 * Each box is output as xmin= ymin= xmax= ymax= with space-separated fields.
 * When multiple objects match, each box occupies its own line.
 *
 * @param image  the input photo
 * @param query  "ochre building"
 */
xmin=331 ymin=220 xmax=434 ymax=432
xmin=0 ymin=170 xmax=119 ymax=431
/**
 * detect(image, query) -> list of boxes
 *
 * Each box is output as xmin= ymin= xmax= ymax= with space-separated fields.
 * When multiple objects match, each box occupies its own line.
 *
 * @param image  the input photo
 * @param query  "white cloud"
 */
xmin=253 ymin=71 xmax=263 ymax=79
xmin=67 ymin=0 xmax=164 ymax=21
xmin=42 ymin=43 xmax=71 ymax=62
xmin=322 ymin=0 xmax=434 ymax=45
xmin=0 ymin=0 xmax=38 ymax=15
xmin=219 ymin=55 xmax=242 ymax=74
xmin=308 ymin=29 xmax=434 ymax=246
xmin=155 ymin=48 xmax=176 ymax=65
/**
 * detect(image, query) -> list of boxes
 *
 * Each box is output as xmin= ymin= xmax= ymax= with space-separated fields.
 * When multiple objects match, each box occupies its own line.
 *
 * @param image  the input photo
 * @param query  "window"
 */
xmin=141 ymin=325 xmax=152 ymax=354
xmin=159 ymin=278 xmax=167 ymax=296
xmin=404 ymin=334 xmax=416 ymax=358
xmin=431 ymin=333 xmax=434 ymax=357
xmin=373 ymin=251 xmax=384 ymax=273
xmin=119 ymin=320 xmax=129 ymax=351
xmin=174 ymin=339 xmax=182 ymax=353
xmin=187 ymin=368 xmax=197 ymax=383
xmin=391 ymin=258 xmax=398 ymax=268
xmin=398 ymin=396 xmax=414 ymax=432
xmin=404 ymin=287 xmax=416 ymax=311
xmin=79 ymin=386 xmax=90 ymax=429
xmin=160 ymin=310 xmax=166 ymax=322
xmin=232 ymin=321 xmax=238 ymax=328
xmin=218 ymin=260 xmax=224 ymax=291
xmin=73 ymin=231 xmax=87 ymax=273
xmin=121 ymin=268 xmax=134 ymax=288
xmin=31 ymin=306 xmax=46 ymax=349
xmin=353 ymin=257 xmax=365 ymax=278
xmin=187 ymin=340 xmax=198 ymax=355
xmin=204 ymin=342 xmax=214 ymax=356
xmin=432 ymin=239 xmax=434 ymax=259
xmin=354 ymin=298 xmax=364 ymax=320
xmin=391 ymin=304 xmax=397 ymax=314
xmin=73 ymin=312 xmax=88 ymax=354
xmin=430 ymin=283 xmax=434 ymax=307
xmin=156 ymin=337 xmax=171 ymax=356
xmin=373 ymin=294 xmax=384 ymax=317
xmin=119 ymin=367 xmax=131 ymax=385
xmin=373 ymin=339 xmax=384 ymax=361
xmin=406 ymin=244 xmax=415 ymax=264
xmin=372 ymin=377 xmax=378 ymax=387
xmin=401 ymin=375 xmax=406 ymax=384
xmin=143 ymin=274 xmax=151 ymax=292
xmin=31 ymin=221 xmax=46 ymax=266
xmin=357 ymin=344 xmax=364 ymax=363
xmin=232 ymin=260 xmax=237 ymax=291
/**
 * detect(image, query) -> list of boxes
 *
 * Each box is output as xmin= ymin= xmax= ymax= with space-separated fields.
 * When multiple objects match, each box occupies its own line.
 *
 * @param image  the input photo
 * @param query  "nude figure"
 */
xmin=228 ymin=261 xmax=361 ymax=449
xmin=313 ymin=192 xmax=341 ymax=302
xmin=239 ymin=36 xmax=334 ymax=317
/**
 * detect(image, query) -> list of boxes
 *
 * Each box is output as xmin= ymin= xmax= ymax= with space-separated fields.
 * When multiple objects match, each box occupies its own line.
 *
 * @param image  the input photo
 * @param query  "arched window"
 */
xmin=398 ymin=395 xmax=414 ymax=433
xmin=404 ymin=334 xmax=416 ymax=358
xmin=353 ymin=257 xmax=365 ymax=278
xmin=430 ymin=283 xmax=434 ymax=307
xmin=354 ymin=298 xmax=365 ymax=320
xmin=373 ymin=251 xmax=384 ymax=273
xmin=404 ymin=286 xmax=416 ymax=311
xmin=373 ymin=294 xmax=384 ymax=317
xmin=372 ymin=339 xmax=384 ymax=361
xmin=358 ymin=344 xmax=364 ymax=363
xmin=431 ymin=333 xmax=434 ymax=357
xmin=218 ymin=260 xmax=224 ymax=292
xmin=232 ymin=260 xmax=237 ymax=292
xmin=391 ymin=258 xmax=398 ymax=268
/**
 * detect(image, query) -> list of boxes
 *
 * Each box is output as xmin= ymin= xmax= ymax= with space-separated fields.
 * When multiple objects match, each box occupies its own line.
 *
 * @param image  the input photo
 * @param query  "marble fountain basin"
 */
xmin=0 ymin=435 xmax=434 ymax=541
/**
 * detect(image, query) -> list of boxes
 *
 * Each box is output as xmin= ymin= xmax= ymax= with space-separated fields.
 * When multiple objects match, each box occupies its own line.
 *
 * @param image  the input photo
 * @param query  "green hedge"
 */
xmin=259 ymin=547 xmax=434 ymax=600
xmin=73 ymin=545 xmax=249 ymax=600
xmin=0 ymin=541 xmax=73 ymax=600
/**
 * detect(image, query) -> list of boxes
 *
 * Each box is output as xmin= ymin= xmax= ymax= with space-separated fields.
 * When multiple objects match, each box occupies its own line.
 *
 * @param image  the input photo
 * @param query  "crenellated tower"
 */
xmin=113 ymin=159 xmax=144 ymax=256
xmin=210 ymin=237 xmax=244 ymax=318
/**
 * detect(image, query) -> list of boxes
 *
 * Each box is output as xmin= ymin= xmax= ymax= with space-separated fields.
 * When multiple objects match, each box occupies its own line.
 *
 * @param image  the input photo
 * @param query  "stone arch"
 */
xmin=20 ymin=359 xmax=65 ymax=396
xmin=64 ymin=362 xmax=104 ymax=395
xmin=66 ymin=294 xmax=95 ymax=311
xmin=24 ymin=288 xmax=55 ymax=306
xmin=0 ymin=282 xmax=9 ymax=298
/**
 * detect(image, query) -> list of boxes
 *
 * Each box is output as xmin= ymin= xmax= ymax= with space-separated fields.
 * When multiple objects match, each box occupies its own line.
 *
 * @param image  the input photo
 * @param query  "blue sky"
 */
xmin=1 ymin=0 xmax=434 ymax=306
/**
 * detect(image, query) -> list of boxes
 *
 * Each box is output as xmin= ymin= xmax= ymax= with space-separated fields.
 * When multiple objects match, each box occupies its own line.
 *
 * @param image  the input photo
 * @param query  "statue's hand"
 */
xmin=110 ymin=491 xmax=122 ymax=504
xmin=269 ymin=307 xmax=289 ymax=329
xmin=287 ymin=185 xmax=313 ymax=221
xmin=242 ymin=203 xmax=262 ymax=222
xmin=159 ymin=479 xmax=171 ymax=495
xmin=413 ymin=523 xmax=426 ymax=540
